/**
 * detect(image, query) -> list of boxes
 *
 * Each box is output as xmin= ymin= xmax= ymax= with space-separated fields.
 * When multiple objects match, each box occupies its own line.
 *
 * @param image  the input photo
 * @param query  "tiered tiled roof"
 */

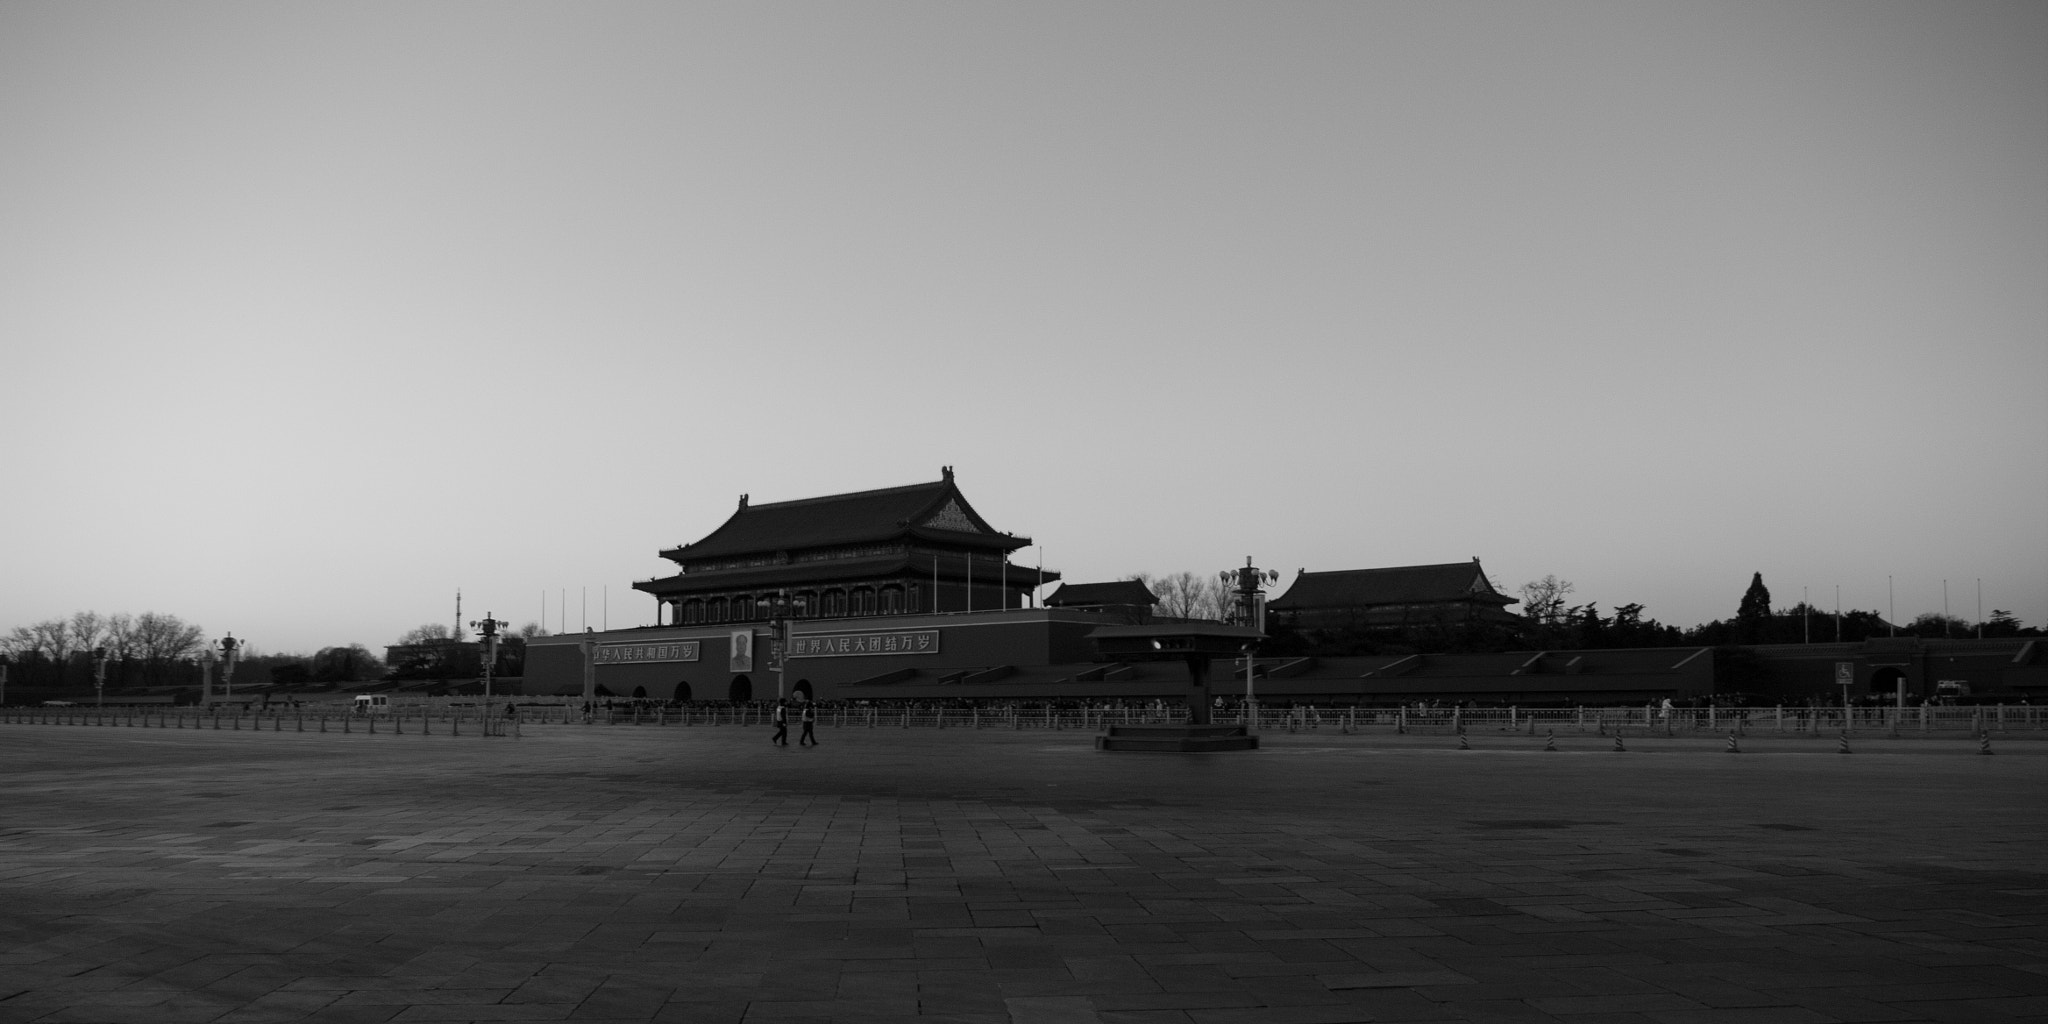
xmin=1267 ymin=560 xmax=1516 ymax=612
xmin=660 ymin=467 xmax=1026 ymax=566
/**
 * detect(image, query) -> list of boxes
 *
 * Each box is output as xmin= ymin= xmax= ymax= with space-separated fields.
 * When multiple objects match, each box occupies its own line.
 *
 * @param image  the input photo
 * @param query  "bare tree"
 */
xmin=1519 ymin=575 xmax=1576 ymax=626
xmin=391 ymin=623 xmax=458 ymax=678
xmin=104 ymin=613 xmax=137 ymax=661
xmin=1147 ymin=571 xmax=1233 ymax=621
xmin=29 ymin=618 xmax=74 ymax=662
xmin=69 ymin=611 xmax=111 ymax=655
xmin=131 ymin=612 xmax=204 ymax=685
xmin=1203 ymin=575 xmax=1237 ymax=621
xmin=397 ymin=623 xmax=453 ymax=645
xmin=0 ymin=625 xmax=40 ymax=659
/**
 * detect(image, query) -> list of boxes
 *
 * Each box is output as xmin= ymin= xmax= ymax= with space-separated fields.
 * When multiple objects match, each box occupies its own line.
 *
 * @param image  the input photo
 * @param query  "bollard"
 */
xmin=394 ymin=715 xmax=403 ymax=735
xmin=213 ymin=715 xmax=220 ymax=730
xmin=1544 ymin=730 xmax=1556 ymax=751
xmin=1726 ymin=732 xmax=1740 ymax=754
xmin=423 ymin=715 xmax=430 ymax=735
xmin=1837 ymin=730 xmax=1851 ymax=754
xmin=369 ymin=716 xmax=377 ymax=735
xmin=513 ymin=718 xmax=521 ymax=739
xmin=1458 ymin=733 xmax=1470 ymax=750
xmin=452 ymin=716 xmax=459 ymax=736
xmin=232 ymin=715 xmax=240 ymax=731
xmin=1980 ymin=732 xmax=1994 ymax=755
xmin=1613 ymin=735 xmax=1625 ymax=752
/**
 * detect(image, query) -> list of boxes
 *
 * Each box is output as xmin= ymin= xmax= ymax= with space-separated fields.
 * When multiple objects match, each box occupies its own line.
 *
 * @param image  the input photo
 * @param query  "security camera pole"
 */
xmin=1219 ymin=558 xmax=1281 ymax=733
xmin=470 ymin=613 xmax=507 ymax=735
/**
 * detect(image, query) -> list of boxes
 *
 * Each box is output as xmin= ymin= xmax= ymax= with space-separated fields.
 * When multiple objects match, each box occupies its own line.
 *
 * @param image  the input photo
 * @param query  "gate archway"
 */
xmin=728 ymin=675 xmax=752 ymax=702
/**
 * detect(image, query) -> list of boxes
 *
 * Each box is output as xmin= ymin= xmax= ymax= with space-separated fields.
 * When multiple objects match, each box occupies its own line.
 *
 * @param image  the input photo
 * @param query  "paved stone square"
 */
xmin=1 ymin=720 xmax=2043 ymax=1024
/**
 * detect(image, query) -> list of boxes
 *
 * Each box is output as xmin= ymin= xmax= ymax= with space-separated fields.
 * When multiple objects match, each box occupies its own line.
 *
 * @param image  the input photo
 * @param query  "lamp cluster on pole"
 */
xmin=215 ymin=634 xmax=242 ymax=706
xmin=1218 ymin=558 xmax=1281 ymax=732
xmin=470 ymin=613 xmax=509 ymax=732
xmin=91 ymin=648 xmax=110 ymax=709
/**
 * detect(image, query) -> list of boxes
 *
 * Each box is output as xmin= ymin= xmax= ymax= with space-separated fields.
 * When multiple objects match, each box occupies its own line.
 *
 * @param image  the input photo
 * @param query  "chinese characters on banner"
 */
xmin=594 ymin=641 xmax=700 ymax=664
xmin=787 ymin=629 xmax=940 ymax=658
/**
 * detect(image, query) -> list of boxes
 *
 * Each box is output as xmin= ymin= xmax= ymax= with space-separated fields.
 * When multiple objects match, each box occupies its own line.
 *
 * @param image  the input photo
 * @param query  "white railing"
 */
xmin=4 ymin=703 xmax=2039 ymax=736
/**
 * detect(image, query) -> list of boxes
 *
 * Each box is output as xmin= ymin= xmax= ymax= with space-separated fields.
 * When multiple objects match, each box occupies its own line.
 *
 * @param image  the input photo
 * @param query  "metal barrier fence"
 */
xmin=0 ymin=705 xmax=527 ymax=736
xmin=4 ymin=703 xmax=2039 ymax=735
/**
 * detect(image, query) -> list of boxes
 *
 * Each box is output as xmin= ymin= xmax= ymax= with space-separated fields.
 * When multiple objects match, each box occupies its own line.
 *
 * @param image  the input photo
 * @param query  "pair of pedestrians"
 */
xmin=770 ymin=699 xmax=818 ymax=746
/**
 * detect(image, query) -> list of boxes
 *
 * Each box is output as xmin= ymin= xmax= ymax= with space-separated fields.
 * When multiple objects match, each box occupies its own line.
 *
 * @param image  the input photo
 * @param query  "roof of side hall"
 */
xmin=1045 ymin=580 xmax=1159 ymax=608
xmin=1266 ymin=560 xmax=1518 ymax=611
xmin=660 ymin=467 xmax=1028 ymax=564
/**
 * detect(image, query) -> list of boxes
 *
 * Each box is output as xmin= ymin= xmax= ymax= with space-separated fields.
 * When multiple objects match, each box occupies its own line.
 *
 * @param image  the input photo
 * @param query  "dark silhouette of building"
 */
xmin=1044 ymin=580 xmax=1159 ymax=621
xmin=633 ymin=467 xmax=1057 ymax=626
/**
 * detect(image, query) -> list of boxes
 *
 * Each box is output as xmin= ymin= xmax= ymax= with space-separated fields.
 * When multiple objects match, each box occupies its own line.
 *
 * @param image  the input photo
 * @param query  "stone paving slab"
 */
xmin=0 ymin=722 xmax=2043 ymax=1023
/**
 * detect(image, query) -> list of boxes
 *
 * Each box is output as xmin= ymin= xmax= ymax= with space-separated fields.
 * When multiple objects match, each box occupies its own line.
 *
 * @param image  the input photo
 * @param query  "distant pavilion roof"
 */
xmin=1267 ymin=560 xmax=1517 ymax=612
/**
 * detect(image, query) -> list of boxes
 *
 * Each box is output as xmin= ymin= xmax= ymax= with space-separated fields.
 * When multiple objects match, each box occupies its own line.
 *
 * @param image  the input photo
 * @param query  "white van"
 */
xmin=352 ymin=694 xmax=391 ymax=715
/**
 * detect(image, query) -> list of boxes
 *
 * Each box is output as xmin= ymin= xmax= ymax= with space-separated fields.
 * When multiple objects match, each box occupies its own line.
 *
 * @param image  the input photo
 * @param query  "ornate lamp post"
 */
xmin=214 ymin=634 xmax=242 ymax=706
xmin=91 ymin=648 xmax=109 ymax=709
xmin=760 ymin=590 xmax=794 ymax=701
xmin=469 ymin=614 xmax=508 ymax=733
xmin=198 ymin=648 xmax=216 ymax=705
xmin=579 ymin=628 xmax=598 ymax=721
xmin=1218 ymin=558 xmax=1282 ymax=731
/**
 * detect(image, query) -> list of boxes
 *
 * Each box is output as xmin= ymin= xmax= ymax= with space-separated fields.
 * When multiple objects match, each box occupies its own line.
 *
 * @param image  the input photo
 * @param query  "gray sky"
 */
xmin=4 ymin=1 xmax=2043 ymax=655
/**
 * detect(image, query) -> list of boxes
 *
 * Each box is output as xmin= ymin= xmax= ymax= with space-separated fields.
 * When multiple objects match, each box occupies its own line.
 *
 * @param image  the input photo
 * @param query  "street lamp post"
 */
xmin=215 ymin=634 xmax=242 ymax=707
xmin=762 ymin=591 xmax=794 ymax=701
xmin=1218 ymin=558 xmax=1281 ymax=732
xmin=91 ymin=648 xmax=109 ymax=709
xmin=469 ymin=614 xmax=508 ymax=735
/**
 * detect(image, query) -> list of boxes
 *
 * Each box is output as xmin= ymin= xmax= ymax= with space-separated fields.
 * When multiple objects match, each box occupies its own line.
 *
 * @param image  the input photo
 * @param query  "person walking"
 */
xmin=770 ymin=699 xmax=789 ymax=746
xmin=798 ymin=700 xmax=818 ymax=746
